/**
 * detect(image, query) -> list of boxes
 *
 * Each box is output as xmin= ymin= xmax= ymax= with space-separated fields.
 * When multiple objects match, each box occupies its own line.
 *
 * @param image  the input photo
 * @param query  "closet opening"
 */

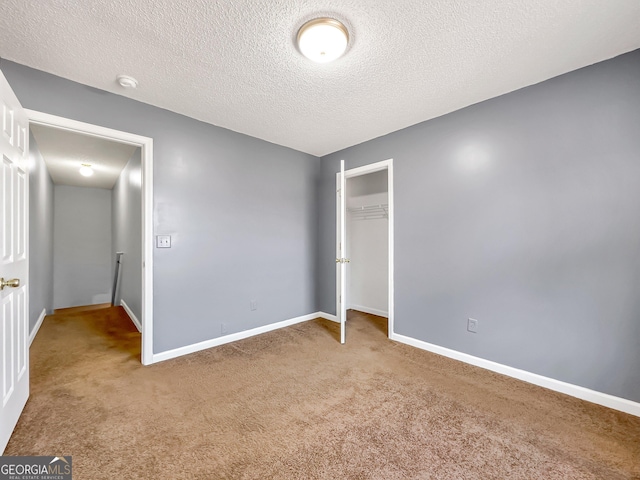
xmin=336 ymin=159 xmax=394 ymax=343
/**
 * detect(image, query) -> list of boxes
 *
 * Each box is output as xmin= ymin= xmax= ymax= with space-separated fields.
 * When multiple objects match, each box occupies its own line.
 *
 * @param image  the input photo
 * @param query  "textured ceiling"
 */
xmin=31 ymin=124 xmax=137 ymax=189
xmin=2 ymin=1 xmax=640 ymax=156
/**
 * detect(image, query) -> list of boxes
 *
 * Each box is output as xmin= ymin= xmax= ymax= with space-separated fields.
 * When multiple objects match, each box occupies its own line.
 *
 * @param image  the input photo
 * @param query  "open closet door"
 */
xmin=337 ymin=160 xmax=347 ymax=344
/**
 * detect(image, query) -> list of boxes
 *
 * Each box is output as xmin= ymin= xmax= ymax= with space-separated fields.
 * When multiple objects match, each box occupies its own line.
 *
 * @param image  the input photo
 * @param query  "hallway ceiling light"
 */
xmin=297 ymin=18 xmax=349 ymax=63
xmin=79 ymin=164 xmax=94 ymax=177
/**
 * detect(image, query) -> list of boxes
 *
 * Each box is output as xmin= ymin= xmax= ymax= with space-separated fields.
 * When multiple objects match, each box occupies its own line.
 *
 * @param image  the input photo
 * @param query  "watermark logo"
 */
xmin=0 ymin=456 xmax=72 ymax=480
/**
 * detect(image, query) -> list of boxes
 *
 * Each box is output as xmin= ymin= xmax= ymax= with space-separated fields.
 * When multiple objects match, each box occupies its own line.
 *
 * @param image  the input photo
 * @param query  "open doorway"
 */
xmin=336 ymin=159 xmax=394 ymax=343
xmin=26 ymin=110 xmax=154 ymax=365
xmin=347 ymin=170 xmax=389 ymax=317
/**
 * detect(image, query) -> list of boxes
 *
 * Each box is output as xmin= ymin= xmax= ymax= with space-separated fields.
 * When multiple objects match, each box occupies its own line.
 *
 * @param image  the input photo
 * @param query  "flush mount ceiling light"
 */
xmin=297 ymin=18 xmax=349 ymax=63
xmin=79 ymin=164 xmax=94 ymax=177
xmin=116 ymin=74 xmax=138 ymax=88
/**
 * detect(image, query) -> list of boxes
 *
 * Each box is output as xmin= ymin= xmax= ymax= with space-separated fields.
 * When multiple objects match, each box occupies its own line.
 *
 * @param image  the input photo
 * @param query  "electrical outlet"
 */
xmin=221 ymin=322 xmax=228 ymax=335
xmin=467 ymin=318 xmax=478 ymax=333
xmin=250 ymin=300 xmax=257 ymax=311
xmin=156 ymin=235 xmax=171 ymax=248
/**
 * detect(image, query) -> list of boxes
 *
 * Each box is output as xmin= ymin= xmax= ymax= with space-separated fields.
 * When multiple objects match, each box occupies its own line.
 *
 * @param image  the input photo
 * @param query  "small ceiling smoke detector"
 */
xmin=297 ymin=18 xmax=349 ymax=63
xmin=116 ymin=74 xmax=138 ymax=88
xmin=79 ymin=164 xmax=94 ymax=177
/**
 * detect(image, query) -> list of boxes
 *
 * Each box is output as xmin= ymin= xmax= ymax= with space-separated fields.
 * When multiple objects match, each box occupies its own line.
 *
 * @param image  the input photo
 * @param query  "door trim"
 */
xmin=335 ymin=158 xmax=394 ymax=338
xmin=25 ymin=109 xmax=155 ymax=365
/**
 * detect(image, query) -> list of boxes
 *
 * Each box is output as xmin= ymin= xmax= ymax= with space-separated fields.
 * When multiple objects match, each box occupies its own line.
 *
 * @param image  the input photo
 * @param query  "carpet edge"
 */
xmin=391 ymin=332 xmax=640 ymax=418
xmin=152 ymin=312 xmax=326 ymax=364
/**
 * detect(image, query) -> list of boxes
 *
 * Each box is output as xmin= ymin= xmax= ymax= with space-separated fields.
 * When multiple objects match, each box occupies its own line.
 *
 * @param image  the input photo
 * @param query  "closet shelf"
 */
xmin=347 ymin=204 xmax=389 ymax=220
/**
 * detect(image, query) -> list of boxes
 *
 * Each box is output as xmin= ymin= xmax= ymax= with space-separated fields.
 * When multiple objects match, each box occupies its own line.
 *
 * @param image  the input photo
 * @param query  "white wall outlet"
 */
xmin=221 ymin=322 xmax=228 ymax=335
xmin=156 ymin=235 xmax=171 ymax=248
xmin=467 ymin=318 xmax=478 ymax=333
xmin=250 ymin=300 xmax=257 ymax=311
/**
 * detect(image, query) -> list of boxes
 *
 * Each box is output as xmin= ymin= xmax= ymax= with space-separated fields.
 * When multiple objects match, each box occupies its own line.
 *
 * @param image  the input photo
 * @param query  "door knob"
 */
xmin=0 ymin=278 xmax=20 ymax=290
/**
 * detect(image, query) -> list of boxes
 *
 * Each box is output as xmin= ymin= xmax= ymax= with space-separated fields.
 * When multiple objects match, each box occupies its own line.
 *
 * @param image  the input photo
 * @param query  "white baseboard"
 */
xmin=349 ymin=305 xmax=388 ymax=318
xmin=29 ymin=308 xmax=47 ymax=346
xmin=153 ymin=312 xmax=327 ymax=363
xmin=318 ymin=312 xmax=338 ymax=323
xmin=390 ymin=332 xmax=640 ymax=418
xmin=120 ymin=300 xmax=142 ymax=332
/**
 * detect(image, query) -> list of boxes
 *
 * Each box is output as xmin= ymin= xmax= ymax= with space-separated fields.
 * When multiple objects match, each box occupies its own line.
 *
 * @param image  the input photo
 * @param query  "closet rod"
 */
xmin=348 ymin=203 xmax=388 ymax=220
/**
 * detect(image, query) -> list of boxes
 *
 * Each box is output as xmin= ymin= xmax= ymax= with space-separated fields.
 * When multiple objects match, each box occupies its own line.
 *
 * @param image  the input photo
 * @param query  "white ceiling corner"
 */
xmin=2 ymin=1 xmax=640 ymax=157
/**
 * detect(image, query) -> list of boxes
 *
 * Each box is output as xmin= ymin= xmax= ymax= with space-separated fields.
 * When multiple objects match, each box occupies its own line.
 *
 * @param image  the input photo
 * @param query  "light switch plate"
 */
xmin=156 ymin=235 xmax=171 ymax=248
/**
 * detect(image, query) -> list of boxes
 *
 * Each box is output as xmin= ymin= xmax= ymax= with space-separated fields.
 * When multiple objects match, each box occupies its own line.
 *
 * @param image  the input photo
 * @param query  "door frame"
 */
xmin=26 ymin=110 xmax=155 ymax=365
xmin=335 ymin=158 xmax=394 ymax=338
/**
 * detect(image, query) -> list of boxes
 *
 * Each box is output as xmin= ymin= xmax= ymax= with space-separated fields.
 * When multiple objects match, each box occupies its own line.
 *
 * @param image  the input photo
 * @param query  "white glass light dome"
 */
xmin=79 ymin=164 xmax=94 ymax=177
xmin=297 ymin=18 xmax=349 ymax=63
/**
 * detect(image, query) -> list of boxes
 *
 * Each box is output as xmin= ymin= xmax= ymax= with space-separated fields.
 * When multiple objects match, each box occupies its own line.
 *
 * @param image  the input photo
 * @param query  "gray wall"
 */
xmin=112 ymin=148 xmax=142 ymax=322
xmin=319 ymin=49 xmax=640 ymax=403
xmin=8 ymin=50 xmax=638 ymax=402
xmin=53 ymin=185 xmax=112 ymax=309
xmin=0 ymin=59 xmax=320 ymax=353
xmin=28 ymin=131 xmax=54 ymax=333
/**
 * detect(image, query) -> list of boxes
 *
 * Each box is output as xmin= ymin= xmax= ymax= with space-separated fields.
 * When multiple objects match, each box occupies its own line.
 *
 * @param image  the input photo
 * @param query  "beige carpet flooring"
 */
xmin=5 ymin=307 xmax=640 ymax=479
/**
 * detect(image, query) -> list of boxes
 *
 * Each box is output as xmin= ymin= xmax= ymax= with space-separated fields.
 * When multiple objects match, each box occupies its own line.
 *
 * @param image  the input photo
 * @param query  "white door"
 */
xmin=336 ymin=160 xmax=347 ymax=344
xmin=0 ymin=71 xmax=29 ymax=453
